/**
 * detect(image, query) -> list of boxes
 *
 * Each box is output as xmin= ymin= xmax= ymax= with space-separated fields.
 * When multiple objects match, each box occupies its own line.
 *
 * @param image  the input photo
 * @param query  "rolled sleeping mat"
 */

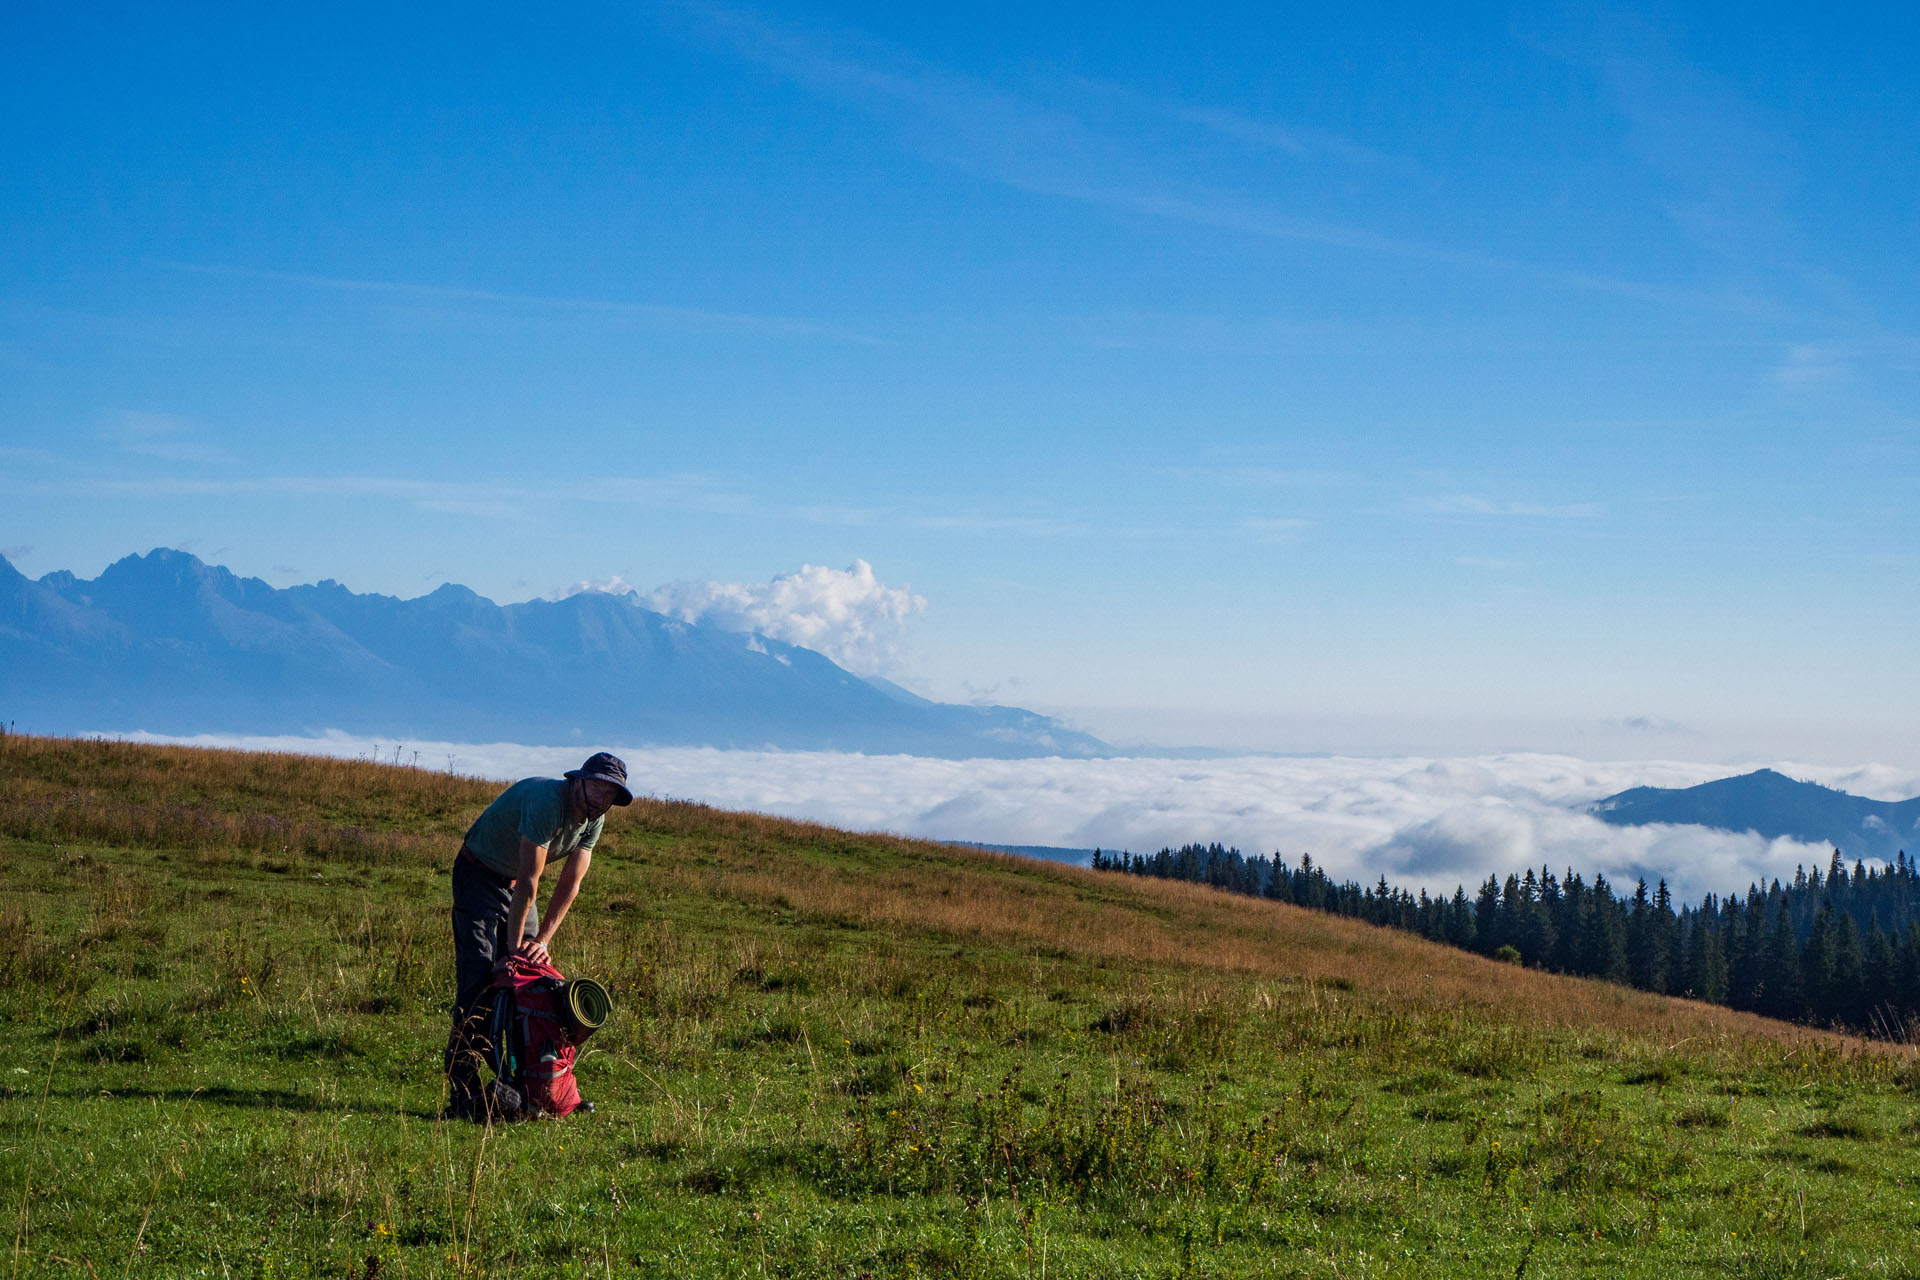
xmin=561 ymin=976 xmax=612 ymax=1038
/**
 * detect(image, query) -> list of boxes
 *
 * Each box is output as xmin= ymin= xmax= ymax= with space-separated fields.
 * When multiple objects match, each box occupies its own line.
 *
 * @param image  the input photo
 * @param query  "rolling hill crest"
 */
xmin=1590 ymin=768 xmax=1920 ymax=859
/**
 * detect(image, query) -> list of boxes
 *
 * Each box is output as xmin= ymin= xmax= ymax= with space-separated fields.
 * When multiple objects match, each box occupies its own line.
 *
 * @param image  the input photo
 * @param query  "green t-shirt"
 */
xmin=462 ymin=777 xmax=603 ymax=878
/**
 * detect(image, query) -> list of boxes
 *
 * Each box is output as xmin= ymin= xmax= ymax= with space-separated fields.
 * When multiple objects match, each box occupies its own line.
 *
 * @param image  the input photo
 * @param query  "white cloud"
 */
xmin=41 ymin=472 xmax=754 ymax=522
xmin=1241 ymin=516 xmax=1313 ymax=542
xmin=1772 ymin=343 xmax=1849 ymax=387
xmin=1612 ymin=714 xmax=1696 ymax=736
xmin=107 ymin=410 xmax=232 ymax=464
xmin=547 ymin=575 xmax=641 ymax=601
xmin=686 ymin=6 xmax=1745 ymax=314
xmin=168 ymin=261 xmax=888 ymax=346
xmin=641 ymin=560 xmax=925 ymax=675
xmin=113 ymin=732 xmax=1920 ymax=904
xmin=1407 ymin=495 xmax=1607 ymax=519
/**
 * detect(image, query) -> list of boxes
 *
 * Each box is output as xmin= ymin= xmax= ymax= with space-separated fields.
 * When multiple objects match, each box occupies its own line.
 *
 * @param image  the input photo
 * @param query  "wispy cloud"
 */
xmin=1162 ymin=101 xmax=1403 ymax=169
xmin=675 ymin=5 xmax=1488 ymax=266
xmin=1056 ymin=72 xmax=1413 ymax=170
xmin=25 ymin=465 xmax=1084 ymax=540
xmin=911 ymin=511 xmax=1082 ymax=536
xmin=1521 ymin=7 xmax=1916 ymax=350
xmin=1183 ymin=463 xmax=1354 ymax=489
xmin=1612 ymin=715 xmax=1698 ymax=737
xmin=105 ymin=410 xmax=232 ymax=464
xmin=40 ymin=471 xmax=753 ymax=520
xmin=675 ymin=2 xmax=1767 ymax=313
xmin=1770 ymin=343 xmax=1850 ymax=388
xmin=164 ymin=262 xmax=890 ymax=346
xmin=1407 ymin=495 xmax=1607 ymax=519
xmin=1549 ymin=12 xmax=1800 ymax=270
xmin=1241 ymin=516 xmax=1313 ymax=543
xmin=0 ymin=445 xmax=65 ymax=466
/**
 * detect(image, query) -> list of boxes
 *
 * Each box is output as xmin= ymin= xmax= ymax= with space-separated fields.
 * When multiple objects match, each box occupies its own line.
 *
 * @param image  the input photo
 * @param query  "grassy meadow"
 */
xmin=4 ymin=733 xmax=1920 ymax=1278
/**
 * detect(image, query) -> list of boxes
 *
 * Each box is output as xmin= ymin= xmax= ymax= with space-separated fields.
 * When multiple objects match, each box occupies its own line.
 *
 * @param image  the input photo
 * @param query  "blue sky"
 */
xmin=4 ymin=2 xmax=1918 ymax=761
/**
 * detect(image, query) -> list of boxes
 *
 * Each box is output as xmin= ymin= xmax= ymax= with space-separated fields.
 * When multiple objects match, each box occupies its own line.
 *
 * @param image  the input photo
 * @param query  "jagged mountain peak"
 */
xmin=0 ymin=548 xmax=1109 ymax=759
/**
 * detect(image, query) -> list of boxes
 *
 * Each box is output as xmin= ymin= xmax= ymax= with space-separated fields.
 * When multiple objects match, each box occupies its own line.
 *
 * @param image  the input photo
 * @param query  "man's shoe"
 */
xmin=575 ymin=1099 xmax=595 ymax=1116
xmin=484 ymin=1079 xmax=525 ymax=1122
xmin=440 ymin=1097 xmax=482 ymax=1123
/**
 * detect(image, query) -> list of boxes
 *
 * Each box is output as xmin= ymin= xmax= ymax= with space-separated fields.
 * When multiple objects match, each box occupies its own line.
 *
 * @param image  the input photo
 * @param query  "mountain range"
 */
xmin=0 ymin=549 xmax=1109 ymax=759
xmin=1591 ymin=768 xmax=1920 ymax=861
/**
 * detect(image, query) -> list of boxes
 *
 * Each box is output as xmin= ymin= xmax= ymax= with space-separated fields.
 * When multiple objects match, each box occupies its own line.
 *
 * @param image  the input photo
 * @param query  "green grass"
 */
xmin=4 ymin=735 xmax=1920 ymax=1277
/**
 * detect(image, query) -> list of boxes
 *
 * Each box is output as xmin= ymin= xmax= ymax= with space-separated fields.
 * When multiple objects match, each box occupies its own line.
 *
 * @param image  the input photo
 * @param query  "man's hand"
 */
xmin=516 ymin=937 xmax=551 ymax=965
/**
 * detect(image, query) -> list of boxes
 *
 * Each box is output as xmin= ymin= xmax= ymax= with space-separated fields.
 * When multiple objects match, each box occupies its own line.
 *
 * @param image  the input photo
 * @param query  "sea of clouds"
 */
xmin=120 ymin=732 xmax=1920 ymax=905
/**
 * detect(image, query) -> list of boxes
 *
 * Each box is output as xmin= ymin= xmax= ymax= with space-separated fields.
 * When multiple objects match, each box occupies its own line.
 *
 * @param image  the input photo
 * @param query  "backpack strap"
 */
xmin=484 ymin=984 xmax=520 ymax=1086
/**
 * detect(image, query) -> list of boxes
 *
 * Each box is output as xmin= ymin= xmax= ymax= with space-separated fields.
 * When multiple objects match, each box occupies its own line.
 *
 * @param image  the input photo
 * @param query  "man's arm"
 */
xmin=532 ymin=846 xmax=592 ymax=955
xmin=506 ymin=836 xmax=548 ymax=962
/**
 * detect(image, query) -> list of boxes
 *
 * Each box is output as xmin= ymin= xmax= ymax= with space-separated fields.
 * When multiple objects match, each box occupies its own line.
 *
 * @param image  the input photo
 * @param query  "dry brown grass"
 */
xmin=610 ymin=775 xmax=1890 ymax=1057
xmin=0 ymin=732 xmax=491 ymax=864
xmin=709 ymin=846 xmax=1884 ymax=1053
xmin=2 ymin=732 xmax=1889 ymax=1059
xmin=610 ymin=793 xmax=1897 ymax=1060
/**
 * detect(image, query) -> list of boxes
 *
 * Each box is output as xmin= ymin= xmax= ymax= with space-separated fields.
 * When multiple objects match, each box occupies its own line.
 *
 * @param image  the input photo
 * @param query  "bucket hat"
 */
xmin=565 ymin=752 xmax=633 ymax=806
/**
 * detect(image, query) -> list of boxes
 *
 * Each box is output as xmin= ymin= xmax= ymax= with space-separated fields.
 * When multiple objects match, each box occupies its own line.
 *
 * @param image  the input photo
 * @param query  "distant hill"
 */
xmin=0 ymin=549 xmax=1109 ymax=759
xmin=1590 ymin=768 xmax=1920 ymax=859
xmin=947 ymin=840 xmax=1104 ymax=867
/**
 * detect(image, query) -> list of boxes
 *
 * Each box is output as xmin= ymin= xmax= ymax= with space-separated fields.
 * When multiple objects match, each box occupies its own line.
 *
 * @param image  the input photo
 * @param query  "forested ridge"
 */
xmin=1092 ymin=843 xmax=1920 ymax=1037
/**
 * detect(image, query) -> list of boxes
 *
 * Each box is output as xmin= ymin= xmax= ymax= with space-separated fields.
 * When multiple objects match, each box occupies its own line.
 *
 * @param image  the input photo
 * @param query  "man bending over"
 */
xmin=443 ymin=751 xmax=632 ymax=1121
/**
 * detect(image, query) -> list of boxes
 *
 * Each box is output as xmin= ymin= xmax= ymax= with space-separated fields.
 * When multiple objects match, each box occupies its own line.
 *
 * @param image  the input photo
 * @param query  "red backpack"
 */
xmin=485 ymin=955 xmax=603 ymax=1119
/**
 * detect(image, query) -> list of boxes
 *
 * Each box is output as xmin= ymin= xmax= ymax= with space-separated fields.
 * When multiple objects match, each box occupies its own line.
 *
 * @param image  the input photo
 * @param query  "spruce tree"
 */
xmin=1447 ymin=886 xmax=1477 ymax=950
xmin=1863 ymin=920 xmax=1896 ymax=1027
xmin=1683 ymin=905 xmax=1729 ymax=1004
xmin=1519 ymin=870 xmax=1557 ymax=969
xmin=1832 ymin=912 xmax=1865 ymax=1028
xmin=1552 ymin=874 xmax=1584 ymax=973
xmin=1801 ymin=905 xmax=1839 ymax=1018
xmin=1580 ymin=876 xmax=1628 ymax=982
xmin=1761 ymin=901 xmax=1804 ymax=1021
xmin=1474 ymin=876 xmax=1503 ymax=956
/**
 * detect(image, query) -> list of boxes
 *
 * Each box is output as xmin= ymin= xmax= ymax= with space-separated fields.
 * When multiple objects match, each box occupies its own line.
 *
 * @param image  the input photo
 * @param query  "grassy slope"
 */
xmin=3 ymin=734 xmax=1918 ymax=1279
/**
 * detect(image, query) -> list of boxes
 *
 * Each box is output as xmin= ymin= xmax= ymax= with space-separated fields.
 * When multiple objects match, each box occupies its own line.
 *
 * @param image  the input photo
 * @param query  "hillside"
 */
xmin=0 ymin=548 xmax=1108 ymax=758
xmin=2 ymin=734 xmax=1914 ymax=1278
xmin=1592 ymin=768 xmax=1920 ymax=860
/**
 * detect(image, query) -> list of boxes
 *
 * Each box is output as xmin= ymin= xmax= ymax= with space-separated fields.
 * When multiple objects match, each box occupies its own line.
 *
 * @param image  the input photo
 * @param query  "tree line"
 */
xmin=1089 ymin=842 xmax=1920 ymax=1037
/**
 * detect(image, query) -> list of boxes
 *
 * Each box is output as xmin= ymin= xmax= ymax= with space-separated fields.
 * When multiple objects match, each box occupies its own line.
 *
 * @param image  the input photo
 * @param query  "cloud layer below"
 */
xmin=121 ymin=734 xmax=1920 ymax=904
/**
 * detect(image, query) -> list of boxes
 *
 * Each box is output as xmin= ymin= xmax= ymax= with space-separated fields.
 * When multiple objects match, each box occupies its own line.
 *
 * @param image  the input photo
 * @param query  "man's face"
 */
xmin=577 ymin=778 xmax=624 ymax=818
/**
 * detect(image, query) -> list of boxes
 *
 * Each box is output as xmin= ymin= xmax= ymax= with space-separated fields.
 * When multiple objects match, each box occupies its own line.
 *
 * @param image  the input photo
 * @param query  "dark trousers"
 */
xmin=444 ymin=851 xmax=538 ymax=1109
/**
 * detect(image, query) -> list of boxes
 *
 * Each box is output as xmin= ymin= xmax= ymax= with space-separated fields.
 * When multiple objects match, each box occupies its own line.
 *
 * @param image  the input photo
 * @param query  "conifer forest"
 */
xmin=1091 ymin=843 xmax=1920 ymax=1037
